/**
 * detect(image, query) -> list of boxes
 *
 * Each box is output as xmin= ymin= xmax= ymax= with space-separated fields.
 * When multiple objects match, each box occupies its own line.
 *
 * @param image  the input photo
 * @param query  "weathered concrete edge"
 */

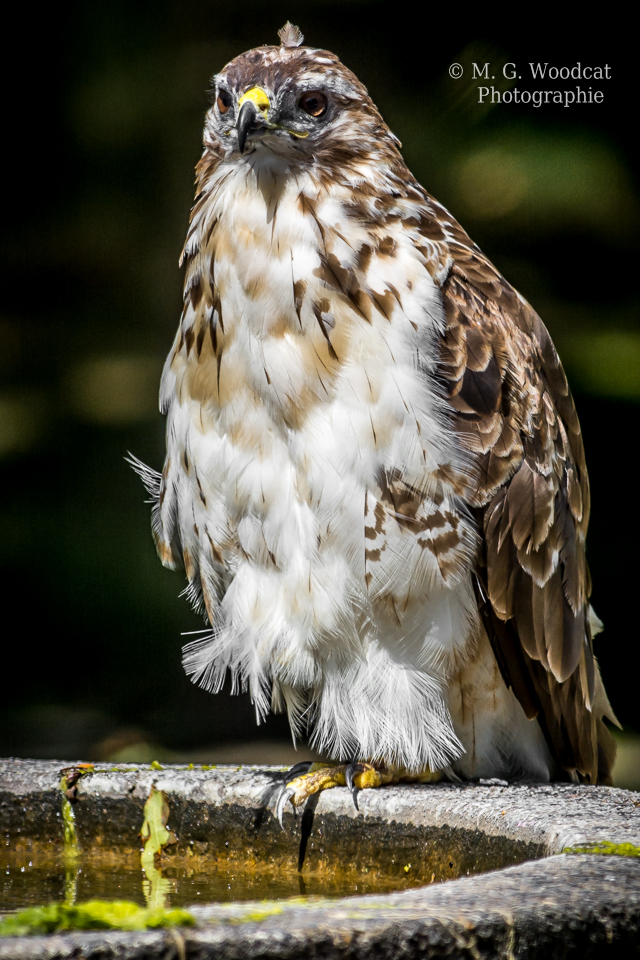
xmin=2 ymin=758 xmax=639 ymax=855
xmin=1 ymin=855 xmax=639 ymax=959
xmin=2 ymin=759 xmax=640 ymax=957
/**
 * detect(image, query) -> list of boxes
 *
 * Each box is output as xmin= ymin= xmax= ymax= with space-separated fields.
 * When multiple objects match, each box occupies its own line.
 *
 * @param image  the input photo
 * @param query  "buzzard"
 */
xmin=134 ymin=23 xmax=617 ymax=812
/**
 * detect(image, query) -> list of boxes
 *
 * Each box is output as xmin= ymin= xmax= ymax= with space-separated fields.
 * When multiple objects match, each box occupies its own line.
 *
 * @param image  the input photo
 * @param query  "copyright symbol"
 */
xmin=449 ymin=63 xmax=463 ymax=79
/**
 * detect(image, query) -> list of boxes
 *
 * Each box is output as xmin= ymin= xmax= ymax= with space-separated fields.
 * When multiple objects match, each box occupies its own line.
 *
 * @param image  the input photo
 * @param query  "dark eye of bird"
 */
xmin=299 ymin=91 xmax=327 ymax=117
xmin=217 ymin=90 xmax=232 ymax=115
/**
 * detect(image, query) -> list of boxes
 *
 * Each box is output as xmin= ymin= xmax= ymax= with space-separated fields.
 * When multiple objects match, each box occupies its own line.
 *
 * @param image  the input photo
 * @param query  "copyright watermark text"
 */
xmin=479 ymin=86 xmax=604 ymax=107
xmin=448 ymin=61 xmax=611 ymax=107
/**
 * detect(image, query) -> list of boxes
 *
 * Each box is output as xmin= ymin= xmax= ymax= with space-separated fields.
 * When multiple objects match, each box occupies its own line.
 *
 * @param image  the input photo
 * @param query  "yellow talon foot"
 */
xmin=274 ymin=761 xmax=442 ymax=826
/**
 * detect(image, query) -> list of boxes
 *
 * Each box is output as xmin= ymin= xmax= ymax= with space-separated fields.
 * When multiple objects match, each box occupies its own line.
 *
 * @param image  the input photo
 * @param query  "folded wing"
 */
xmin=435 ymin=233 xmax=617 ymax=783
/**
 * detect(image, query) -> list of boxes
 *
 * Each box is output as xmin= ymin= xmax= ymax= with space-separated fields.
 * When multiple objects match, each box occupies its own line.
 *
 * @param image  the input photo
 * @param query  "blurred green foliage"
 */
xmin=0 ymin=2 xmax=637 ymax=759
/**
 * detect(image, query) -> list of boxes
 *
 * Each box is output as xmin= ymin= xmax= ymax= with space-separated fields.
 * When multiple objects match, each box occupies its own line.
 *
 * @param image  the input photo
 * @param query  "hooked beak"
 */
xmin=236 ymin=86 xmax=270 ymax=153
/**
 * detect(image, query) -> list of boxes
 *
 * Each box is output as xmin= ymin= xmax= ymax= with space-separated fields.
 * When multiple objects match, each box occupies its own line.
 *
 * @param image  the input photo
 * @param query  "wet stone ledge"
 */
xmin=1 ymin=758 xmax=640 ymax=958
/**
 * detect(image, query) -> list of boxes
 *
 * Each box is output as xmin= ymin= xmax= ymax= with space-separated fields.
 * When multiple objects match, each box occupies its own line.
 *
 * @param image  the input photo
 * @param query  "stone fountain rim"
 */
xmin=1 ymin=758 xmax=640 ymax=959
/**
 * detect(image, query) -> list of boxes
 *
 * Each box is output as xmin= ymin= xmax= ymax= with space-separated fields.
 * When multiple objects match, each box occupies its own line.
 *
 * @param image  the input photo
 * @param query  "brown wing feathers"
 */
xmin=439 ymin=248 xmax=616 ymax=784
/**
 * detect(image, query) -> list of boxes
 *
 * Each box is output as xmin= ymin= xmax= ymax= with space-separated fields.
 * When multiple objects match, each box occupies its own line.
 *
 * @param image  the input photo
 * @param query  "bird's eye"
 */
xmin=299 ymin=91 xmax=327 ymax=117
xmin=217 ymin=90 xmax=232 ymax=115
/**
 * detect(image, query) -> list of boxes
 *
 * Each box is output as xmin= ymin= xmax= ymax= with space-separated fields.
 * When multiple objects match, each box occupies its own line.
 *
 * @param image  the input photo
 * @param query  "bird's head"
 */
xmin=204 ymin=23 xmax=399 ymax=169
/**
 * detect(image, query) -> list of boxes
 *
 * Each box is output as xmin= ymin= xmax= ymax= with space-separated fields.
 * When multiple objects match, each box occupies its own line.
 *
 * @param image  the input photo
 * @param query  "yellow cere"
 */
xmin=238 ymin=86 xmax=270 ymax=116
xmin=236 ymin=86 xmax=309 ymax=140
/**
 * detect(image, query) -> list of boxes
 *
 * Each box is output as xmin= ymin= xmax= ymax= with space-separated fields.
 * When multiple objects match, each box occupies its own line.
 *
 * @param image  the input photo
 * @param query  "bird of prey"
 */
xmin=134 ymin=23 xmax=617 ymax=813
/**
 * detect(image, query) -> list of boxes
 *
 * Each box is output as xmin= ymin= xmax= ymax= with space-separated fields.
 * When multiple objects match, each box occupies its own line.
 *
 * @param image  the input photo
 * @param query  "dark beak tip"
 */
xmin=237 ymin=100 xmax=259 ymax=154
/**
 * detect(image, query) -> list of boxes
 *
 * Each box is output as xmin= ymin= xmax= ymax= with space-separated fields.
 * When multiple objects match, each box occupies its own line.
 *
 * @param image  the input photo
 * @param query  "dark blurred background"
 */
xmin=1 ymin=3 xmax=637 ymax=783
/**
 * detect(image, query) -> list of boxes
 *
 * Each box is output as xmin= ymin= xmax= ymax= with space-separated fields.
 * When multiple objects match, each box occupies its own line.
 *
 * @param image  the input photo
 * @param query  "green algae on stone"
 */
xmin=563 ymin=841 xmax=640 ymax=858
xmin=139 ymin=785 xmax=178 ymax=862
xmin=0 ymin=901 xmax=195 ymax=937
xmin=60 ymin=787 xmax=78 ymax=853
xmin=59 ymin=775 xmax=81 ymax=861
xmin=139 ymin=784 xmax=178 ymax=911
xmin=228 ymin=904 xmax=285 ymax=924
xmin=58 ymin=764 xmax=95 ymax=861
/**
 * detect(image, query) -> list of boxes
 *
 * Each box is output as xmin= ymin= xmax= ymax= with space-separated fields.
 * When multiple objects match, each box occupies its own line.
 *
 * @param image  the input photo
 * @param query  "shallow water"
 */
xmin=0 ymin=769 xmax=543 ymax=916
xmin=1 ymin=858 xmax=427 ymax=912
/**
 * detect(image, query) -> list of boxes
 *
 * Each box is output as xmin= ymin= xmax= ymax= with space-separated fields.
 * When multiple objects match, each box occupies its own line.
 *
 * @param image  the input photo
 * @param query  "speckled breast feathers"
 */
xmin=136 ymin=30 xmax=617 ymax=784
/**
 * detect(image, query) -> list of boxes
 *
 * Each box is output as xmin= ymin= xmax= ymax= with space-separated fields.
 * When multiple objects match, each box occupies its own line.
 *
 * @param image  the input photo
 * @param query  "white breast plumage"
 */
xmin=134 ymin=27 xmax=617 ymax=790
xmin=157 ymin=154 xmax=481 ymax=771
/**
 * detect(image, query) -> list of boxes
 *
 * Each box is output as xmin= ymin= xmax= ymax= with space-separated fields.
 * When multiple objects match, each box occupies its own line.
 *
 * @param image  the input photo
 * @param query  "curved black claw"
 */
xmin=275 ymin=785 xmax=295 ymax=829
xmin=297 ymin=792 xmax=321 ymax=872
xmin=284 ymin=761 xmax=314 ymax=781
xmin=254 ymin=762 xmax=314 ymax=833
xmin=345 ymin=762 xmax=366 ymax=812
